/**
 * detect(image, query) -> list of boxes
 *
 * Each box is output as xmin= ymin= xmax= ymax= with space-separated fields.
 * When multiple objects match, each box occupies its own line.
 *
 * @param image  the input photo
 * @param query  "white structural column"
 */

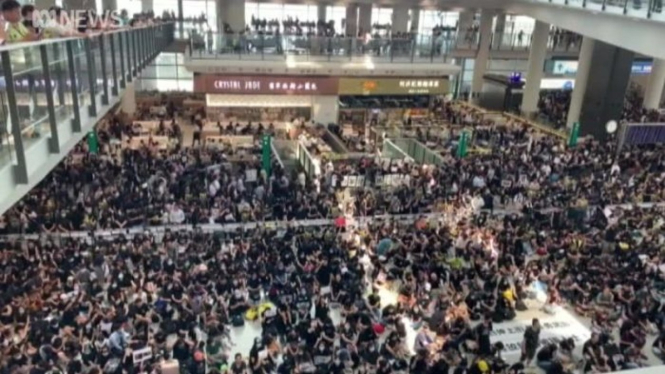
xmin=643 ymin=59 xmax=665 ymax=109
xmin=392 ymin=6 xmax=409 ymax=33
xmin=566 ymin=36 xmax=594 ymax=128
xmin=469 ymin=11 xmax=493 ymax=101
xmin=345 ymin=4 xmax=358 ymax=36
xmin=141 ymin=0 xmax=153 ymax=12
xmin=358 ymin=4 xmax=372 ymax=36
xmin=520 ymin=20 xmax=550 ymax=115
xmin=410 ymin=8 xmax=419 ymax=32
xmin=121 ymin=83 xmax=137 ymax=115
xmin=217 ymin=0 xmax=245 ymax=33
xmin=317 ymin=4 xmax=326 ymax=23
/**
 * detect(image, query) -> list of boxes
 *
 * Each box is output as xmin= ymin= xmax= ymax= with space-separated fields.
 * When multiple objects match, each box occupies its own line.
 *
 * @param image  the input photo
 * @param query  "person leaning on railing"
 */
xmin=41 ymin=6 xmax=89 ymax=38
xmin=1 ymin=0 xmax=40 ymax=43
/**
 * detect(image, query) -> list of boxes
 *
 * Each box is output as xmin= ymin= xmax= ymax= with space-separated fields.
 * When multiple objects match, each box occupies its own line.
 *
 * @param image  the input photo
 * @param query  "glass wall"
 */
xmin=245 ymin=2 xmax=318 ymax=26
xmin=326 ymin=5 xmax=346 ymax=34
xmin=371 ymin=7 xmax=393 ymax=26
xmin=116 ymin=0 xmax=142 ymax=17
xmin=153 ymin=0 xmax=179 ymax=18
xmin=137 ymin=52 xmax=194 ymax=92
xmin=417 ymin=10 xmax=459 ymax=35
xmin=506 ymin=15 xmax=535 ymax=35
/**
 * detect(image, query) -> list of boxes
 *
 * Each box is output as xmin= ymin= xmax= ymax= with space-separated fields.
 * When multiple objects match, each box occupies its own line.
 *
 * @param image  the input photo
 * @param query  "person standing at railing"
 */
xmin=1 ymin=0 xmax=40 ymax=43
xmin=41 ymin=6 xmax=89 ymax=39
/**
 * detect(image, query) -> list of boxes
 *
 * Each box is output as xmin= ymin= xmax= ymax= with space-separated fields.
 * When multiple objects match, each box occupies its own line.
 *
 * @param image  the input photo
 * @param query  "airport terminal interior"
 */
xmin=2 ymin=0 xmax=665 ymax=374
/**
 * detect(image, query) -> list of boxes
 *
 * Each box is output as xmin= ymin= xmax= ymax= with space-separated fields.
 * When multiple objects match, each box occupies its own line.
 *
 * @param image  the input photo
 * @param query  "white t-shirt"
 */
xmin=43 ymin=20 xmax=73 ymax=37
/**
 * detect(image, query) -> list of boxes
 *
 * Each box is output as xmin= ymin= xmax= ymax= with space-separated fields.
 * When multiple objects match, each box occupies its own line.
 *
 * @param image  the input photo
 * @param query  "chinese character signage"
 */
xmin=194 ymin=75 xmax=338 ymax=95
xmin=338 ymin=78 xmax=449 ymax=95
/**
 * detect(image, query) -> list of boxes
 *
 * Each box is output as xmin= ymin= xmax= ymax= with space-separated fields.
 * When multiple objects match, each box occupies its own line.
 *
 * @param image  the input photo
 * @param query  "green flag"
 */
xmin=262 ymin=135 xmax=272 ymax=176
xmin=568 ymin=122 xmax=580 ymax=148
xmin=457 ymin=131 xmax=468 ymax=158
xmin=87 ymin=131 xmax=99 ymax=154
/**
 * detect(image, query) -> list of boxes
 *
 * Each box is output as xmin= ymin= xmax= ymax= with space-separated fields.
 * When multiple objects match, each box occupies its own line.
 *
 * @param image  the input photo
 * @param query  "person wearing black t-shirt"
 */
xmin=410 ymin=350 xmax=430 ymax=373
xmin=536 ymin=343 xmax=557 ymax=372
xmin=521 ymin=319 xmax=541 ymax=367
xmin=313 ymin=340 xmax=333 ymax=371
xmin=329 ymin=356 xmax=345 ymax=374
xmin=230 ymin=353 xmax=248 ymax=374
xmin=475 ymin=315 xmax=493 ymax=357
xmin=360 ymin=343 xmax=380 ymax=370
xmin=376 ymin=357 xmax=392 ymax=374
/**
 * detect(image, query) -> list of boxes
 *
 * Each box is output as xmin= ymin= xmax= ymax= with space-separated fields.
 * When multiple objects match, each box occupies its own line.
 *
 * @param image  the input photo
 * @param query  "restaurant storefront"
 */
xmin=337 ymin=77 xmax=450 ymax=126
xmin=193 ymin=74 xmax=339 ymax=124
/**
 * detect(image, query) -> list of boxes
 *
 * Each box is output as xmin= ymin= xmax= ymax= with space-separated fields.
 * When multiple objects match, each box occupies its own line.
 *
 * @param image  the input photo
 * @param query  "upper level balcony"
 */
xmin=0 ymin=23 xmax=174 ymax=215
xmin=532 ymin=0 xmax=665 ymax=21
xmin=186 ymin=29 xmax=581 ymax=65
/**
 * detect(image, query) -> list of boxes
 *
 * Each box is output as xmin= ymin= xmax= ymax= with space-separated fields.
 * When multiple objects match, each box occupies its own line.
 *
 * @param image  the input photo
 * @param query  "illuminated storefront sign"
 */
xmin=195 ymin=75 xmax=338 ymax=95
xmin=398 ymin=80 xmax=440 ymax=88
xmin=338 ymin=78 xmax=449 ymax=95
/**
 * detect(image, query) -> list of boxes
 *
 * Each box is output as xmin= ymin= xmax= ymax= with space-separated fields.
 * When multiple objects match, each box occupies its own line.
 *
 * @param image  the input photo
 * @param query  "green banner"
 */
xmin=457 ymin=131 xmax=468 ymax=158
xmin=568 ymin=122 xmax=580 ymax=148
xmin=262 ymin=135 xmax=272 ymax=176
xmin=87 ymin=131 xmax=99 ymax=154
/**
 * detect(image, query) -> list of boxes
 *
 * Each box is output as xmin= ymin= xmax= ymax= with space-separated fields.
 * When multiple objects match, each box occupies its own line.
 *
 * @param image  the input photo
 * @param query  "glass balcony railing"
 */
xmin=187 ymin=30 xmax=580 ymax=63
xmin=0 ymin=23 xmax=174 ymax=183
xmin=537 ymin=0 xmax=665 ymax=21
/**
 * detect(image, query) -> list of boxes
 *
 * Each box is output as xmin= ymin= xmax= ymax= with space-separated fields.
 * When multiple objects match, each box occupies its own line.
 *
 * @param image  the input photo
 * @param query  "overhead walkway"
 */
xmin=0 ymin=23 xmax=175 ymax=215
xmin=507 ymin=0 xmax=665 ymax=59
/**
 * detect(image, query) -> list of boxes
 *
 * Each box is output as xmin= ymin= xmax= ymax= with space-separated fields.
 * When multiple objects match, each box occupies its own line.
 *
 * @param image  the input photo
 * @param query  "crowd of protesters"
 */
xmin=1 ymin=193 xmax=664 ymax=374
xmin=2 ymin=92 xmax=665 ymax=374
xmin=534 ymin=87 xmax=665 ymax=127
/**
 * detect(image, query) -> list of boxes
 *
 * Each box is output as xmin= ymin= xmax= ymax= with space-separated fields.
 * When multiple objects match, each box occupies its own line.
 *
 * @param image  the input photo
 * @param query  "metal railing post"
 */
xmin=65 ymin=41 xmax=82 ymax=132
xmin=1 ymin=51 xmax=28 ymax=183
xmin=39 ymin=45 xmax=60 ymax=153
xmin=109 ymin=33 xmax=119 ymax=96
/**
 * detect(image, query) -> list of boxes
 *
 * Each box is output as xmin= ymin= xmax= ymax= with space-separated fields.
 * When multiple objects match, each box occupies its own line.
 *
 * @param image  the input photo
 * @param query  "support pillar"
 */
xmin=101 ymin=0 xmax=116 ymax=11
xmin=458 ymin=10 xmax=474 ymax=32
xmin=121 ymin=82 xmax=136 ymax=115
xmin=566 ymin=37 xmax=594 ymax=128
xmin=141 ymin=0 xmax=153 ymax=13
xmin=578 ymin=41 xmax=634 ymax=138
xmin=410 ymin=8 xmax=419 ymax=32
xmin=643 ymin=59 xmax=665 ymax=109
xmin=494 ymin=13 xmax=506 ymax=34
xmin=345 ymin=4 xmax=358 ymax=37
xmin=35 ymin=0 xmax=56 ymax=9
xmin=392 ymin=6 xmax=409 ymax=34
xmin=317 ymin=4 xmax=326 ymax=23
xmin=520 ymin=20 xmax=549 ymax=116
xmin=469 ymin=11 xmax=493 ymax=101
xmin=217 ymin=0 xmax=245 ymax=33
xmin=178 ymin=0 xmax=183 ymax=35
xmin=358 ymin=4 xmax=372 ymax=37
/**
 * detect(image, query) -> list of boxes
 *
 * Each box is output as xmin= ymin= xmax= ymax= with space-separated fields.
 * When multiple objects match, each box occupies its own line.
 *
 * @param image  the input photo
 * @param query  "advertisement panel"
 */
xmin=193 ymin=75 xmax=339 ymax=95
xmin=338 ymin=78 xmax=449 ymax=95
